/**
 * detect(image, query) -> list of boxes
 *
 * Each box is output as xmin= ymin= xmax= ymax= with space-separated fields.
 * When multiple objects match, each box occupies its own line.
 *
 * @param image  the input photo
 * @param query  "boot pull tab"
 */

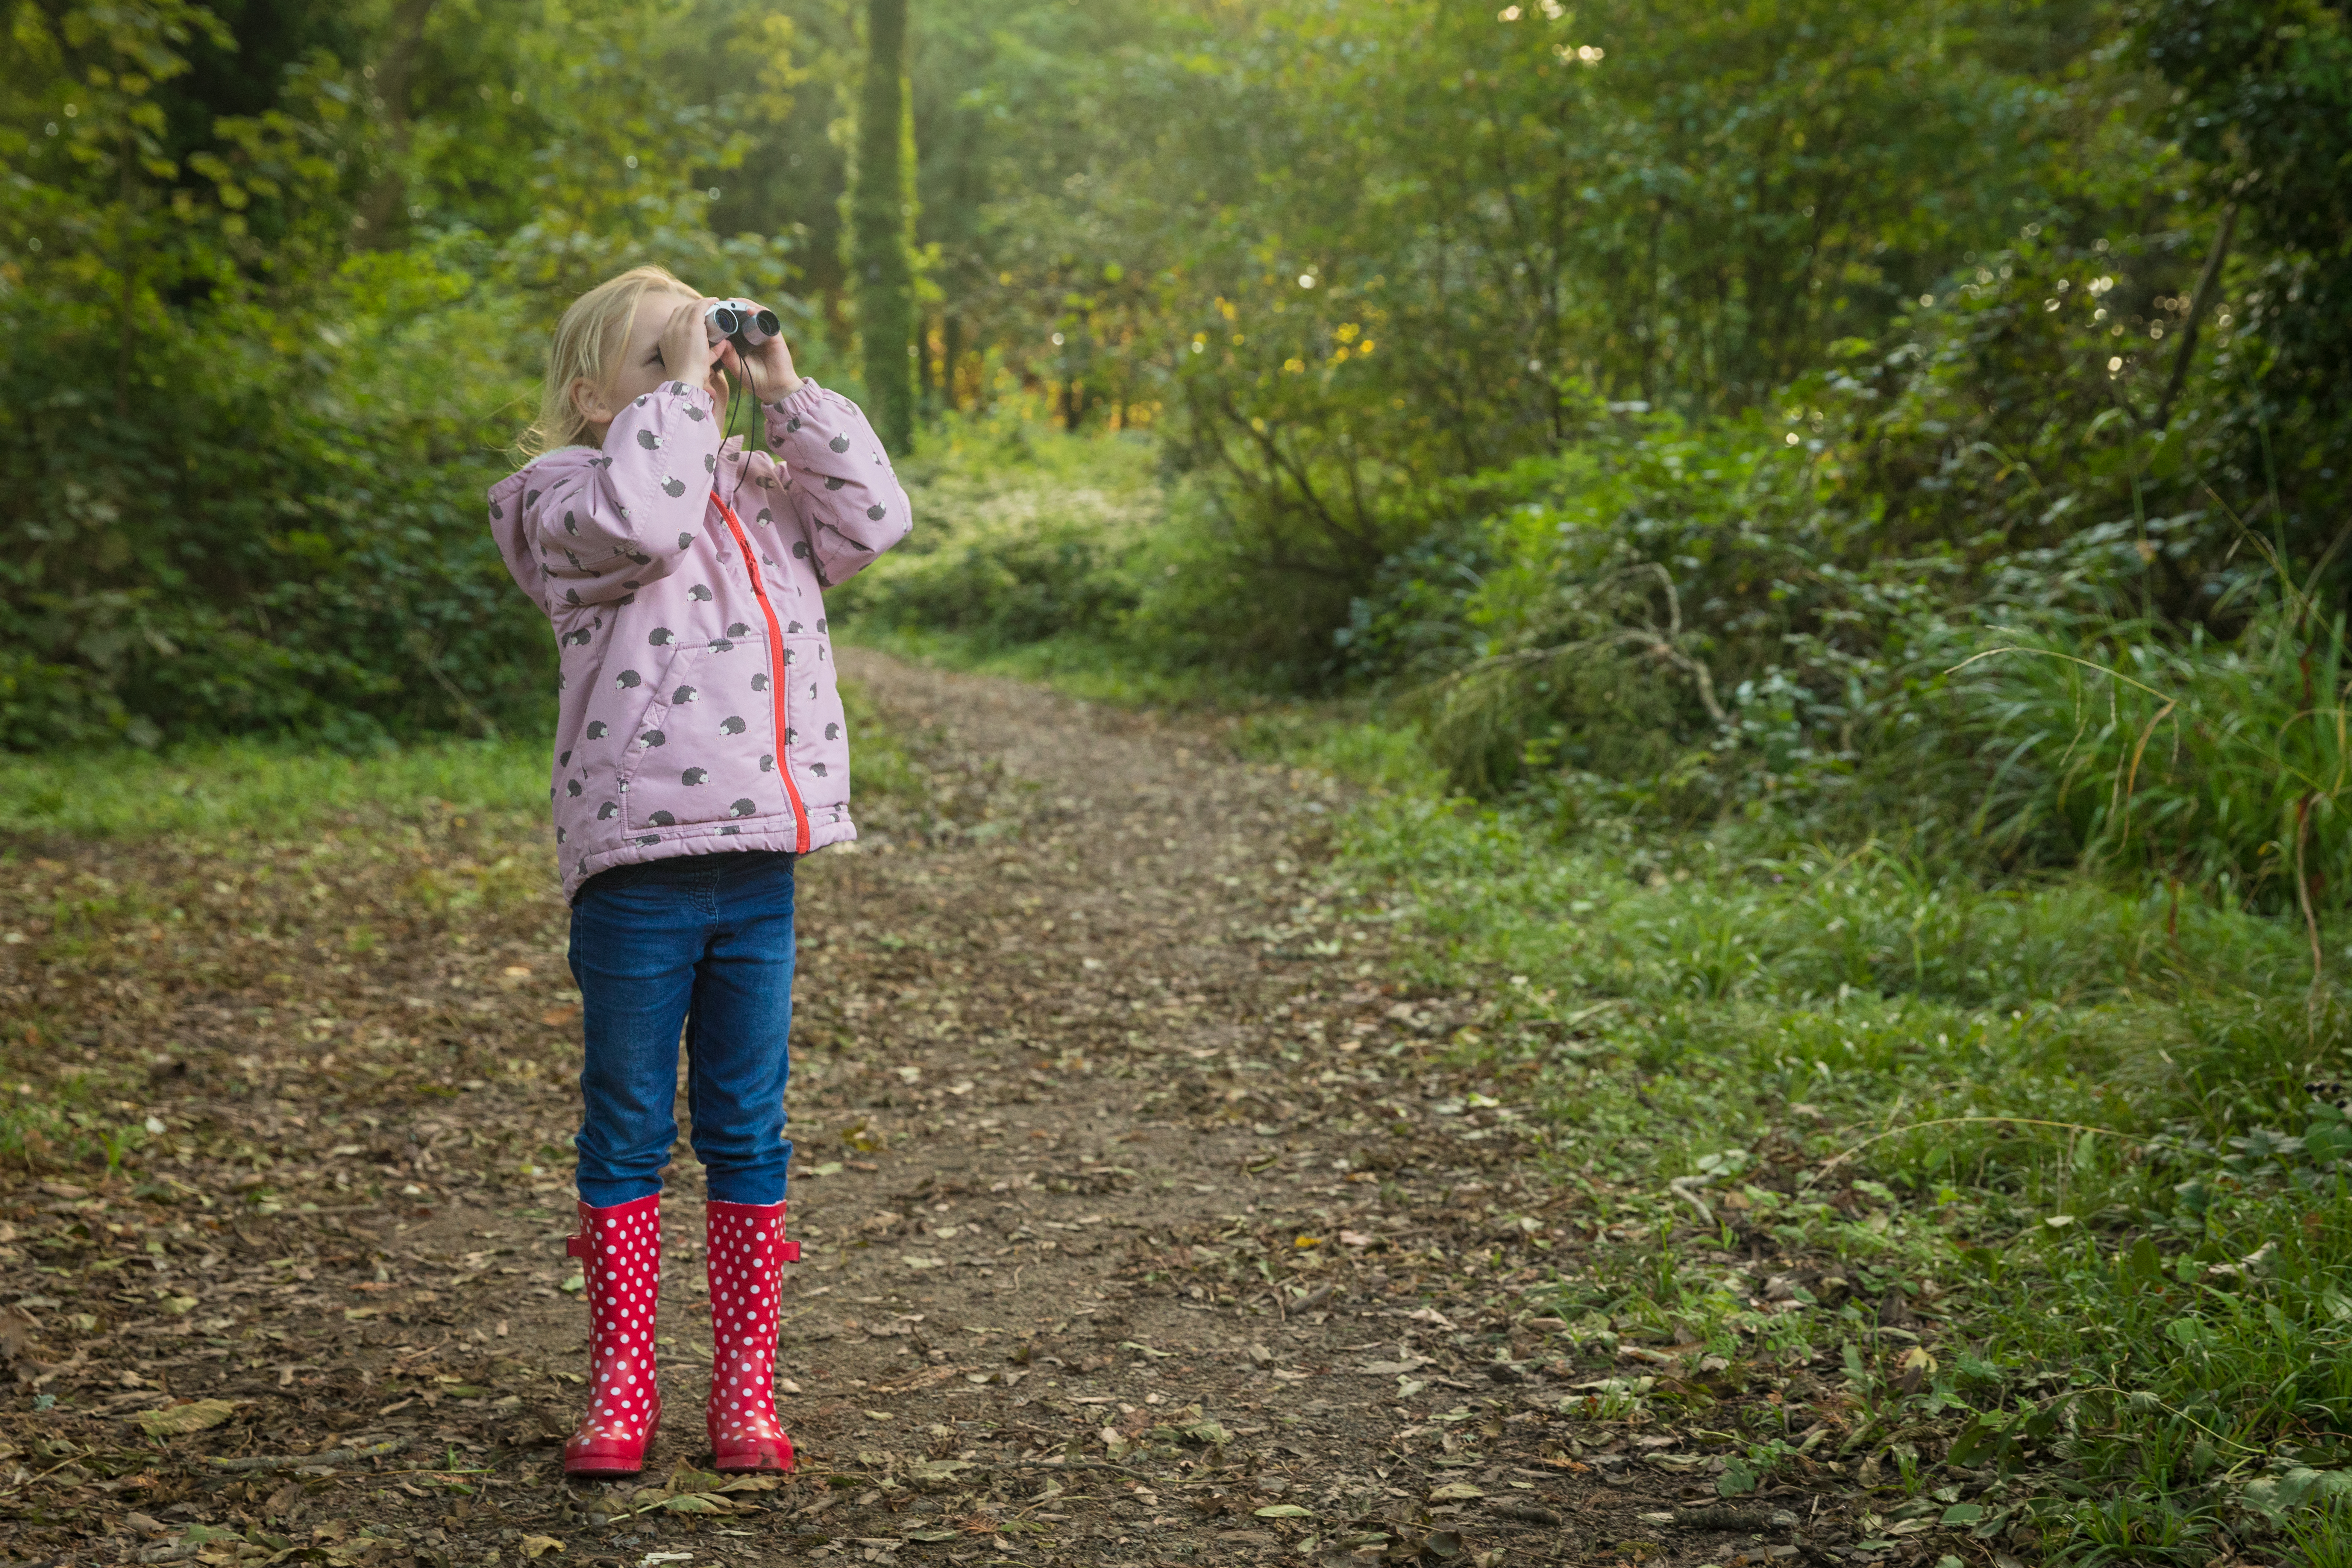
xmin=778 ymin=1240 xmax=802 ymax=1264
xmin=567 ymin=1230 xmax=590 ymax=1260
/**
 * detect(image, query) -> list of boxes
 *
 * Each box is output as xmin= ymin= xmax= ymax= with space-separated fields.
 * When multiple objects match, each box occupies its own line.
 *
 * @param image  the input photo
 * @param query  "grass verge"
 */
xmin=1293 ymin=741 xmax=2352 ymax=1564
xmin=0 ymin=737 xmax=547 ymax=842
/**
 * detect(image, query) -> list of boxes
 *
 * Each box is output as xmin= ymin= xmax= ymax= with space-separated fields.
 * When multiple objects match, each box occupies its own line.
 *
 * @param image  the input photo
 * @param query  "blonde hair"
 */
xmin=517 ymin=264 xmax=698 ymax=457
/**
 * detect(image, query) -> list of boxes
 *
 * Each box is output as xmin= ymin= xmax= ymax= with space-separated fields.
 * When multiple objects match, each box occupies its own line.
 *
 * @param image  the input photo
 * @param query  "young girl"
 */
xmin=487 ymin=264 xmax=910 ymax=1477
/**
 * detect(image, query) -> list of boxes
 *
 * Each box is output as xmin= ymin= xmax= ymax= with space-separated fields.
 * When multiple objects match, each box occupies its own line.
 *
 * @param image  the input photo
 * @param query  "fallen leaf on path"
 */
xmin=910 ymin=1459 xmax=977 ymax=1489
xmin=1254 ymin=1504 xmax=1313 ymax=1518
xmin=519 ymin=1538 xmax=565 ymax=1559
xmin=137 ymin=1399 xmax=238 ymax=1437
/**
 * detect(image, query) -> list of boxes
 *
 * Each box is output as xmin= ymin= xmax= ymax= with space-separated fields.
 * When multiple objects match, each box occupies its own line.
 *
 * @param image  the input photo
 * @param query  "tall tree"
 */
xmin=851 ymin=0 xmax=916 ymax=452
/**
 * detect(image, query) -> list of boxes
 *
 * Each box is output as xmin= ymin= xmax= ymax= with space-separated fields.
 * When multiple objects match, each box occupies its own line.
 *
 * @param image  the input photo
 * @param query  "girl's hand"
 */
xmin=660 ymin=297 xmax=725 ymax=399
xmin=718 ymin=304 xmax=803 ymax=401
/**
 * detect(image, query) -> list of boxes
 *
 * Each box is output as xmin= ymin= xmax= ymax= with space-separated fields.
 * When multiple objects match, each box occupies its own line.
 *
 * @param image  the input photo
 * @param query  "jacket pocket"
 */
xmin=582 ymin=639 xmax=693 ymax=836
xmin=781 ymin=637 xmax=850 ymax=800
xmin=620 ymin=634 xmax=786 ymax=833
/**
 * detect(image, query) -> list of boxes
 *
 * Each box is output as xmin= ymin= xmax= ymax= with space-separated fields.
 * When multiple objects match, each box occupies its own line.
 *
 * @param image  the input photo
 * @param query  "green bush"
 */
xmin=831 ymin=420 xmax=1158 ymax=648
xmin=0 ymin=255 xmax=547 ymax=748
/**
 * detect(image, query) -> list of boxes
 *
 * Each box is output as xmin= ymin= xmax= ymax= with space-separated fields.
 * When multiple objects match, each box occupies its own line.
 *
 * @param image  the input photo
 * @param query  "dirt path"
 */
xmin=0 ymin=652 xmax=1830 ymax=1568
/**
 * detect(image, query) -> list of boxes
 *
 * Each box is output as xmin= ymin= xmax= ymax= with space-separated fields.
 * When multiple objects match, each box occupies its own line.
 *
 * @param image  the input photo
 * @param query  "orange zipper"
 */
xmin=713 ymin=493 xmax=810 ymax=853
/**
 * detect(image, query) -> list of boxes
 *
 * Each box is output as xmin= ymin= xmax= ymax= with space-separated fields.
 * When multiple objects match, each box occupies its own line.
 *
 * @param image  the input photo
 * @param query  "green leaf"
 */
xmin=1254 ymin=1504 xmax=1315 ymax=1518
xmin=1940 ymin=1503 xmax=1986 ymax=1526
xmin=1716 ymin=1455 xmax=1761 ymax=1497
xmin=1944 ymin=1416 xmax=1999 ymax=1469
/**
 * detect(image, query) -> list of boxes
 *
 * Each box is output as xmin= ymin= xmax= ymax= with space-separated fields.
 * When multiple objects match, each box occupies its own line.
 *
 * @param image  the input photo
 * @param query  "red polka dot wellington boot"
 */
xmin=705 ymin=1200 xmax=802 ymax=1472
xmin=562 ymin=1194 xmax=664 ymax=1477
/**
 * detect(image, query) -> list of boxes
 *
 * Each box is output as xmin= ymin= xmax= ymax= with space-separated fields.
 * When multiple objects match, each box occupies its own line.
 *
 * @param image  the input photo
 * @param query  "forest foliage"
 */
xmin=7 ymin=0 xmax=2352 ymax=905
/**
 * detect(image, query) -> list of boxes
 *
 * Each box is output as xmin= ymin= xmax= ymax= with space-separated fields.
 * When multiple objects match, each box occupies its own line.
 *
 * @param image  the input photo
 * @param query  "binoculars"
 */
xmin=705 ymin=298 xmax=781 ymax=350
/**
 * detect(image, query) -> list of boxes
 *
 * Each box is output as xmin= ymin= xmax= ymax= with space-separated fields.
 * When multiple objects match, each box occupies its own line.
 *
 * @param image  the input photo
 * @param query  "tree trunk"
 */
xmin=917 ymin=314 xmax=938 ymax=409
xmin=354 ymin=0 xmax=440 ymax=248
xmin=851 ymin=0 xmax=917 ymax=453
xmin=942 ymin=313 xmax=963 ymax=412
xmin=2155 ymin=202 xmax=2238 ymax=433
xmin=116 ymin=129 xmax=136 ymax=419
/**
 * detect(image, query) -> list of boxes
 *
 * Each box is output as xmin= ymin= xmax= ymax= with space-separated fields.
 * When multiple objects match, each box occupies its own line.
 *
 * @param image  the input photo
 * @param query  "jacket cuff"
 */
xmin=765 ymin=378 xmax=829 ymax=420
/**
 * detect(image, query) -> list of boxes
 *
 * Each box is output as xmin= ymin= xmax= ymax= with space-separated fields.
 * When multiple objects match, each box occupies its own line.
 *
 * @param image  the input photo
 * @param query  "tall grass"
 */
xmin=1958 ymin=598 xmax=2352 ymax=919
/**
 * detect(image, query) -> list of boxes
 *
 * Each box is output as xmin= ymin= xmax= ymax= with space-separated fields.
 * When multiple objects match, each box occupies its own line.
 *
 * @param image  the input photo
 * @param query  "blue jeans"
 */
xmin=568 ymin=851 xmax=796 ymax=1208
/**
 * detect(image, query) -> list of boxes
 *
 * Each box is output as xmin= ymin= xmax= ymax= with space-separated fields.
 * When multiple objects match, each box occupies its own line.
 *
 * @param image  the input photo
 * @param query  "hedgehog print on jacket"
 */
xmin=485 ymin=378 xmax=911 ymax=900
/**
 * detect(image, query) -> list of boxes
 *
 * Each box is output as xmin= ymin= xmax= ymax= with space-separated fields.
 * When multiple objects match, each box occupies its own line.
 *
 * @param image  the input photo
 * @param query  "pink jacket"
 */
xmin=487 ymin=379 xmax=911 ymax=900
